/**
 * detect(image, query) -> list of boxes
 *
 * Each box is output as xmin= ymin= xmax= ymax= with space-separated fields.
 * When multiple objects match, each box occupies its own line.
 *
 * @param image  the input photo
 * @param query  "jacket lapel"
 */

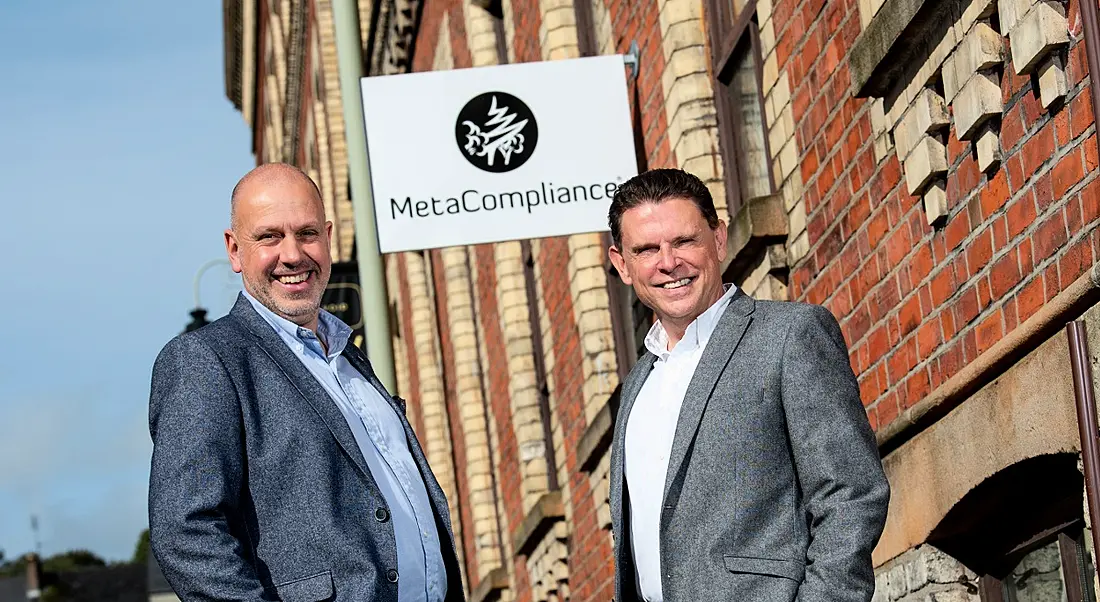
xmin=662 ymin=289 xmax=755 ymax=505
xmin=228 ymin=295 xmax=375 ymax=484
xmin=612 ymin=354 xmax=657 ymax=467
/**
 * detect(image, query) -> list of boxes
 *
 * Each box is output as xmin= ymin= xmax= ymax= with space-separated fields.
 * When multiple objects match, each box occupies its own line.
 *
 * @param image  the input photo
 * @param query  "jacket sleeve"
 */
xmin=148 ymin=335 xmax=273 ymax=602
xmin=779 ymin=305 xmax=890 ymax=602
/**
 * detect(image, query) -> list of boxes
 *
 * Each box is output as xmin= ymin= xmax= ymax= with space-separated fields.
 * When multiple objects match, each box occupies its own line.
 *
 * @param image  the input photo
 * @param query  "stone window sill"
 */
xmin=469 ymin=567 xmax=509 ymax=602
xmin=513 ymin=491 xmax=565 ymax=557
xmin=850 ymin=0 xmax=934 ymax=97
xmin=577 ymin=391 xmax=617 ymax=474
xmin=723 ymin=194 xmax=788 ymax=282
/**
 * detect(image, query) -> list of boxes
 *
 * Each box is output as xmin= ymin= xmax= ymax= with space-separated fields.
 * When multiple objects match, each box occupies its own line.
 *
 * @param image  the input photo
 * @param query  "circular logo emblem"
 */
xmin=455 ymin=91 xmax=538 ymax=173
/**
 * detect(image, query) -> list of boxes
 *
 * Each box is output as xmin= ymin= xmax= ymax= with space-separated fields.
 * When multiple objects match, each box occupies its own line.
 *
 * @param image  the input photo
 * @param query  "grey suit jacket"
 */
xmin=610 ymin=290 xmax=889 ymax=602
xmin=148 ymin=295 xmax=465 ymax=602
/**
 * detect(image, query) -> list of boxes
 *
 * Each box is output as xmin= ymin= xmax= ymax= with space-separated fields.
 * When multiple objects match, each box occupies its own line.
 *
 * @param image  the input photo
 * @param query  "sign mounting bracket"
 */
xmin=623 ymin=40 xmax=640 ymax=81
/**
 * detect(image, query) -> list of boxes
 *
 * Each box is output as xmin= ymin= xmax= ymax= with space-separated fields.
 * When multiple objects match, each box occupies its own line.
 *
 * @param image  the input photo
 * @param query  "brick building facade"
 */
xmin=223 ymin=0 xmax=1100 ymax=599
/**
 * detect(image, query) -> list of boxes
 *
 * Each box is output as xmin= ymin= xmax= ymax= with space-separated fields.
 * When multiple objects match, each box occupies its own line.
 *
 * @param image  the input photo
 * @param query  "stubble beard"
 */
xmin=245 ymin=272 xmax=326 ymax=326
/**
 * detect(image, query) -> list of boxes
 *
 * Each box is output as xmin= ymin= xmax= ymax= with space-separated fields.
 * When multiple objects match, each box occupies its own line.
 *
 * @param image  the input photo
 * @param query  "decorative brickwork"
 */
xmin=789 ymin=0 xmax=1099 ymax=437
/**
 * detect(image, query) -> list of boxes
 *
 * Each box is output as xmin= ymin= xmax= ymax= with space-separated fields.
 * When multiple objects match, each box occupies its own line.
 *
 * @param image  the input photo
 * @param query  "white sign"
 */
xmin=360 ymin=55 xmax=637 ymax=253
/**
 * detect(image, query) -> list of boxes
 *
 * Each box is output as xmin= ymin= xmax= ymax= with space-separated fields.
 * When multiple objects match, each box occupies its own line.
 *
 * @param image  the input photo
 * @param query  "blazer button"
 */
xmin=387 ymin=569 xmax=399 ymax=583
xmin=375 ymin=507 xmax=390 ymax=522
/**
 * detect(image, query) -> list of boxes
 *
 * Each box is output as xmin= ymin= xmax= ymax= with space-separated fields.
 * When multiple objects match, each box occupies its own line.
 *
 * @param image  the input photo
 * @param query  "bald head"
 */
xmin=224 ymin=162 xmax=333 ymax=332
xmin=231 ymin=162 xmax=324 ymax=231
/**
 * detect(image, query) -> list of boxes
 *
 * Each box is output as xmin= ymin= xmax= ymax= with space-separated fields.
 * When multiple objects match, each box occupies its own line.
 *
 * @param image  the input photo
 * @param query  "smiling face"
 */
xmin=225 ymin=166 xmax=332 ymax=332
xmin=609 ymin=197 xmax=727 ymax=348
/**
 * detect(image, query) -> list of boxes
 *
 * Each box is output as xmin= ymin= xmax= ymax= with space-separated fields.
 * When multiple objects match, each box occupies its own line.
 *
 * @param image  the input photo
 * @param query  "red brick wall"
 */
xmin=606 ymin=0 xmax=674 ymax=168
xmin=784 ymin=0 xmax=1100 ymax=432
xmin=503 ymin=0 xmax=669 ymax=596
xmin=510 ymin=0 xmax=544 ymax=63
xmin=402 ymin=0 xmax=707 ymax=599
xmin=408 ymin=0 xmax=483 ymax=589
xmin=535 ymin=237 xmax=615 ymax=602
xmin=472 ymin=243 xmax=534 ymax=602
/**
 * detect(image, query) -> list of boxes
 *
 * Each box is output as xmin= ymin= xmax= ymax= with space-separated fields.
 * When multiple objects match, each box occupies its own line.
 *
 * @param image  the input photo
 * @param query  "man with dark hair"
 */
xmin=606 ymin=168 xmax=889 ymax=602
xmin=148 ymin=163 xmax=464 ymax=602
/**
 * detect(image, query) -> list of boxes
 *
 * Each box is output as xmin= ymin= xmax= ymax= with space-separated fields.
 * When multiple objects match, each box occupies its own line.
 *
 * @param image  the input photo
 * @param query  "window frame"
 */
xmin=977 ymin=522 xmax=1096 ymax=602
xmin=572 ymin=0 xmax=643 ymax=378
xmin=703 ymin=0 xmax=776 ymax=216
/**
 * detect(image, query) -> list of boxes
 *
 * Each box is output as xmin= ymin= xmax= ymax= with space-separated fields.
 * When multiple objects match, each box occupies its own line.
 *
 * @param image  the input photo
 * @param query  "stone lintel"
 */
xmin=872 ymin=326 xmax=1082 ymax=566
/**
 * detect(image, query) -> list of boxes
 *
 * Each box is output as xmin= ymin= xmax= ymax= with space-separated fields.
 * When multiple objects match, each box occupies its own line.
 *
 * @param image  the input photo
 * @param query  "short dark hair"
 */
xmin=608 ymin=168 xmax=720 ymax=247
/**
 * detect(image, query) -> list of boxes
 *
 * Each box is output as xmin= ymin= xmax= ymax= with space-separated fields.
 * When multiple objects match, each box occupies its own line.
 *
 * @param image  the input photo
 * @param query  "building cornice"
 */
xmin=223 ymin=0 xmax=257 ymax=126
xmin=367 ymin=0 xmax=423 ymax=75
xmin=283 ymin=0 xmax=309 ymax=162
xmin=223 ymin=0 xmax=244 ymax=110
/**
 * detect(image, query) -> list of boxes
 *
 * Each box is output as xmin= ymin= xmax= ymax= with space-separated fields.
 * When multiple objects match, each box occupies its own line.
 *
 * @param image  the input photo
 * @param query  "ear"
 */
xmin=326 ymin=220 xmax=334 ymax=244
xmin=714 ymin=220 xmax=728 ymax=264
xmin=225 ymin=229 xmax=244 ymax=274
xmin=608 ymin=245 xmax=633 ymax=286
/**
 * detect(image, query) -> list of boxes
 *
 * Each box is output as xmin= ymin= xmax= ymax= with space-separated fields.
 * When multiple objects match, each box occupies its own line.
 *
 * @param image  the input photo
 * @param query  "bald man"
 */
xmin=148 ymin=164 xmax=464 ymax=602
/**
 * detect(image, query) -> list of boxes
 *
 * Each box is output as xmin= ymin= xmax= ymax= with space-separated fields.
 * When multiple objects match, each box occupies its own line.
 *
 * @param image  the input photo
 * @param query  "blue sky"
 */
xmin=0 ymin=2 xmax=252 ymax=561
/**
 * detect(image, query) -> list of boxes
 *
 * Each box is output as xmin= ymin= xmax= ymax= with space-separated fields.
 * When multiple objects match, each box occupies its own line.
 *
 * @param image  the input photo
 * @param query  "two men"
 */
xmin=148 ymin=164 xmax=463 ymax=602
xmin=149 ymin=164 xmax=887 ymax=602
xmin=606 ymin=169 xmax=890 ymax=602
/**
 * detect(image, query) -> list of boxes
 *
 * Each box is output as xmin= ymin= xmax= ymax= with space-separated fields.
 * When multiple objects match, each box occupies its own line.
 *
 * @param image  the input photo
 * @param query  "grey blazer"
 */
xmin=610 ymin=289 xmax=889 ymax=602
xmin=148 ymin=295 xmax=465 ymax=602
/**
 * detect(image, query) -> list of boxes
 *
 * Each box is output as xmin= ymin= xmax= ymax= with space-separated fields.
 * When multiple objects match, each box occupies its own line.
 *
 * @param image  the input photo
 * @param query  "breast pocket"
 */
xmin=275 ymin=570 xmax=334 ymax=602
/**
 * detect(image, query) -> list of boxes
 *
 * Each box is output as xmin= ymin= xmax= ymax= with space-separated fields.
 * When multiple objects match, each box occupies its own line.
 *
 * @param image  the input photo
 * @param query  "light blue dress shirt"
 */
xmin=243 ymin=291 xmax=446 ymax=602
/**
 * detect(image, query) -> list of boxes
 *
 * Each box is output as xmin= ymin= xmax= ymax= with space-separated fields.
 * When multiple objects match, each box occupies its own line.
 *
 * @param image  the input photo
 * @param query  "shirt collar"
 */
xmin=241 ymin=289 xmax=351 ymax=360
xmin=644 ymin=283 xmax=738 ymax=359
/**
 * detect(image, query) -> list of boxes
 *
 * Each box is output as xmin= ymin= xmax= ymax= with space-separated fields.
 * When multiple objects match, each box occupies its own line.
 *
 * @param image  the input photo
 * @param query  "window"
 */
xmin=571 ymin=0 xmax=644 ymax=378
xmin=978 ymin=527 xmax=1096 ymax=602
xmin=705 ymin=0 xmax=774 ymax=215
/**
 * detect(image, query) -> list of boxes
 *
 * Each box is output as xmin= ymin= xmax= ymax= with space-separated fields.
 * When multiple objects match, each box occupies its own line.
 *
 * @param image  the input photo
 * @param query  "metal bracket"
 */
xmin=623 ymin=40 xmax=640 ymax=80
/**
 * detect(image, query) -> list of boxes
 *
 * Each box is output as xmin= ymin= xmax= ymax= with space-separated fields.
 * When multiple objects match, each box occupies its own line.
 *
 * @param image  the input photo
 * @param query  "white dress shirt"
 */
xmin=624 ymin=284 xmax=738 ymax=602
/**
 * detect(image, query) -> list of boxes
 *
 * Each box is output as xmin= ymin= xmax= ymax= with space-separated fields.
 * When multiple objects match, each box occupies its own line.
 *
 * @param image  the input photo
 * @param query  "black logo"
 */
xmin=455 ymin=91 xmax=538 ymax=173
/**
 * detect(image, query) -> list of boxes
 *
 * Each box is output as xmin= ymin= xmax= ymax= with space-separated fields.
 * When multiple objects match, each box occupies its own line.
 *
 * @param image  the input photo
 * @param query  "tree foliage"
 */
xmin=131 ymin=529 xmax=150 ymax=565
xmin=0 ymin=528 xmax=149 ymax=579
